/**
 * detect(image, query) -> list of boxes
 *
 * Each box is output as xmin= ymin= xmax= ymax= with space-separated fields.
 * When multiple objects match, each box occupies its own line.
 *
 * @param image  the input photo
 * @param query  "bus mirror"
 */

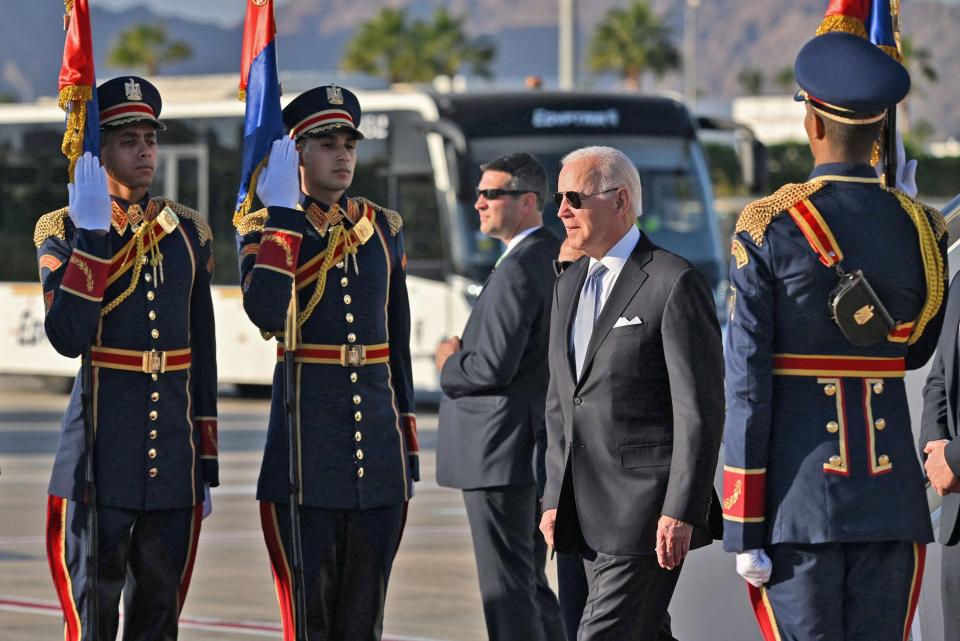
xmin=423 ymin=119 xmax=467 ymax=155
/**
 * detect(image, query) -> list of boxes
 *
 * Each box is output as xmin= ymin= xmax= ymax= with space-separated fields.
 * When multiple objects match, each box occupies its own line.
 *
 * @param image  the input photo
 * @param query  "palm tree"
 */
xmin=736 ymin=68 xmax=764 ymax=95
xmin=899 ymin=36 xmax=938 ymax=135
xmin=587 ymin=1 xmax=680 ymax=91
xmin=773 ymin=67 xmax=795 ymax=94
xmin=106 ymin=23 xmax=192 ymax=76
xmin=341 ymin=8 xmax=494 ymax=84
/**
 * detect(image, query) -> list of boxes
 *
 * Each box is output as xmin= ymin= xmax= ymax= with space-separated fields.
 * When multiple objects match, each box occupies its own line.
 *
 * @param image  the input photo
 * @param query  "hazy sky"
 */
xmin=90 ymin=0 xmax=293 ymax=28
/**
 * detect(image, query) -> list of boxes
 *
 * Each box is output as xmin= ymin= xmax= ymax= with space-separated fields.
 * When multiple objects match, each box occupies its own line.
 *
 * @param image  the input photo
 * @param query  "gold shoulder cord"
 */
xmin=735 ymin=181 xmax=826 ymax=246
xmin=885 ymin=188 xmax=945 ymax=344
xmin=297 ymin=225 xmax=344 ymax=328
xmin=100 ymin=223 xmax=149 ymax=317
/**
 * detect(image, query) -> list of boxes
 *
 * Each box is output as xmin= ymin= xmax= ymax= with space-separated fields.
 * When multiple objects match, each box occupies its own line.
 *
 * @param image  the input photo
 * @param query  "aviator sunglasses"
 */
xmin=553 ymin=187 xmax=619 ymax=209
xmin=475 ymin=188 xmax=534 ymax=200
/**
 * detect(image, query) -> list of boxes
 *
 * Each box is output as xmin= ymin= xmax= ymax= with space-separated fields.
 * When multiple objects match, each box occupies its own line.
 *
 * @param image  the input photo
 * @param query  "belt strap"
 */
xmin=90 ymin=346 xmax=192 ymax=374
xmin=276 ymin=342 xmax=390 ymax=367
xmin=772 ymin=353 xmax=905 ymax=378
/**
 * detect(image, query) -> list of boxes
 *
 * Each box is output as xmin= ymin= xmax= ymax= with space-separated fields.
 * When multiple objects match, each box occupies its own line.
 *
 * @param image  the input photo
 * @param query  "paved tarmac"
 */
xmin=0 ymin=380 xmax=494 ymax=641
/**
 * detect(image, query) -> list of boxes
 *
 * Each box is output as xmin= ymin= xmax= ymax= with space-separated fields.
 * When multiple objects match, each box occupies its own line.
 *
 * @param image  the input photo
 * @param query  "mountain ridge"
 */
xmin=2 ymin=0 xmax=957 ymax=138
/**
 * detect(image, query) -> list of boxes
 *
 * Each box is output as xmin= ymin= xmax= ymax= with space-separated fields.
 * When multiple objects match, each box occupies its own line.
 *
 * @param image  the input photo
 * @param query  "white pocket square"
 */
xmin=613 ymin=316 xmax=644 ymax=328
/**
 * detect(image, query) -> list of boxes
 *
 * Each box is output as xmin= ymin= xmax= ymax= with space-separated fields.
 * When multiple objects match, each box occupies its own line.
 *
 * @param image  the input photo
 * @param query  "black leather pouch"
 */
xmin=828 ymin=269 xmax=895 ymax=346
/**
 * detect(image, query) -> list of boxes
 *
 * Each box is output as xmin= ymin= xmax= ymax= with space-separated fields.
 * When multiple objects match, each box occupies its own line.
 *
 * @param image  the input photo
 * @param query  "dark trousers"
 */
xmin=755 ymin=541 xmax=924 ymax=641
xmin=557 ymin=552 xmax=589 ymax=641
xmin=577 ymin=550 xmax=682 ymax=641
xmin=260 ymin=501 xmax=404 ymax=641
xmin=943 ymin=541 xmax=960 ymax=640
xmin=45 ymin=495 xmax=202 ymax=641
xmin=462 ymin=485 xmax=565 ymax=641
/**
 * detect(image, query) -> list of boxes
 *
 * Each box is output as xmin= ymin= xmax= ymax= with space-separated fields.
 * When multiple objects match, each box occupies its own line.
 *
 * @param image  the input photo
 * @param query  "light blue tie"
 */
xmin=574 ymin=262 xmax=608 ymax=378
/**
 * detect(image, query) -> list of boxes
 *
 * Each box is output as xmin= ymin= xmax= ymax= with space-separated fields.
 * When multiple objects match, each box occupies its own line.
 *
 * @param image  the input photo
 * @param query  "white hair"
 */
xmin=560 ymin=146 xmax=642 ymax=218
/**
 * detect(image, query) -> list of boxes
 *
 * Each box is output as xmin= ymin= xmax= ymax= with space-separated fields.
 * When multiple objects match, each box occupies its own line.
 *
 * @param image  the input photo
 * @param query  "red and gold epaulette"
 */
xmin=34 ymin=207 xmax=70 ymax=248
xmin=162 ymin=199 xmax=212 ymax=245
xmin=734 ymin=181 xmax=826 ymax=246
xmin=354 ymin=197 xmax=402 ymax=236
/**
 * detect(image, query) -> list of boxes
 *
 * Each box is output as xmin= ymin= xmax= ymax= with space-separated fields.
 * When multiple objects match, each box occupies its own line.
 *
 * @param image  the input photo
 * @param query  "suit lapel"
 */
xmin=577 ymin=236 xmax=653 ymax=386
xmin=561 ymin=259 xmax=589 ymax=384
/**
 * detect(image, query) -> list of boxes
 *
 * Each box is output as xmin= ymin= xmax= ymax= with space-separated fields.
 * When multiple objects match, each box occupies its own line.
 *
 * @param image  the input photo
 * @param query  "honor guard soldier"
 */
xmin=34 ymin=76 xmax=218 ymax=641
xmin=234 ymin=85 xmax=418 ymax=640
xmin=722 ymin=33 xmax=948 ymax=641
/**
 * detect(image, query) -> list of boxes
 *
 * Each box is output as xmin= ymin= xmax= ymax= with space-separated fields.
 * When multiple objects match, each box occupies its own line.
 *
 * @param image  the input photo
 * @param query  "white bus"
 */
xmin=0 ymin=86 xmax=728 ymax=395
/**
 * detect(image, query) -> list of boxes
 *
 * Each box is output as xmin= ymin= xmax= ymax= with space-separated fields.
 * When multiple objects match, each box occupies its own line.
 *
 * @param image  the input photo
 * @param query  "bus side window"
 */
xmin=396 ymin=174 xmax=444 ymax=281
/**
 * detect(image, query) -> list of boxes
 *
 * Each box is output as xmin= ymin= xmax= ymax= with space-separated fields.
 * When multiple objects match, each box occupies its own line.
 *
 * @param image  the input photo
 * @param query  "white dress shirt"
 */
xmin=496 ymin=225 xmax=542 ymax=265
xmin=587 ymin=225 xmax=640 ymax=312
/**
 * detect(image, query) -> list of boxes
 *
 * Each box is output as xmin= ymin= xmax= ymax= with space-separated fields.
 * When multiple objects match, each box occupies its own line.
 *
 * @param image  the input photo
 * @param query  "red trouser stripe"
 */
xmin=903 ymin=543 xmax=926 ymax=641
xmin=260 ymin=502 xmax=296 ymax=641
xmin=178 ymin=504 xmax=204 ymax=612
xmin=748 ymin=584 xmax=782 ymax=641
xmin=45 ymin=496 xmax=82 ymax=641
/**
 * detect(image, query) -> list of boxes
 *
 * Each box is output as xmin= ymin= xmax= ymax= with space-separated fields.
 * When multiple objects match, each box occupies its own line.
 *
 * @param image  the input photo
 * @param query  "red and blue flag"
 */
xmin=235 ymin=0 xmax=285 ymax=220
xmin=59 ymin=0 xmax=99 ymax=179
xmin=817 ymin=0 xmax=901 ymax=59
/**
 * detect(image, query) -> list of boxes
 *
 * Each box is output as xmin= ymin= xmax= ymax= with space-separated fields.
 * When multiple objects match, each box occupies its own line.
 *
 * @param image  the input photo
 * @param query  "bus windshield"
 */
xmin=454 ymin=136 xmax=717 ymax=283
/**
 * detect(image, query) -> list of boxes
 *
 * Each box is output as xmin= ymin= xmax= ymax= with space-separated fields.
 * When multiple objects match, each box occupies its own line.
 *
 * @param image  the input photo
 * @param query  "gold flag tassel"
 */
xmin=816 ymin=14 xmax=867 ymax=38
xmin=232 ymin=157 xmax=268 ymax=226
xmin=59 ymin=85 xmax=92 ymax=181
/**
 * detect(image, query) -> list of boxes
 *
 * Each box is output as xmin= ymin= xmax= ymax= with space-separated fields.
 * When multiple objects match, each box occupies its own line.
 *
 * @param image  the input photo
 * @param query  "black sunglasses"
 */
xmin=553 ymin=187 xmax=620 ymax=209
xmin=475 ymin=188 xmax=533 ymax=200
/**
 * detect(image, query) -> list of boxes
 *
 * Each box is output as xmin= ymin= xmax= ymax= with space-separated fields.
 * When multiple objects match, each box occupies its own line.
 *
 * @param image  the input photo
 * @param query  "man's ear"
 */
xmin=812 ymin=112 xmax=827 ymax=142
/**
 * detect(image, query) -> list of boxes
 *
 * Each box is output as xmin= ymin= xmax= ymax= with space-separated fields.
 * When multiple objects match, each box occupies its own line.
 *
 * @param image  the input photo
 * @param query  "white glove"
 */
xmin=67 ymin=152 xmax=112 ymax=232
xmin=875 ymin=131 xmax=918 ymax=198
xmin=256 ymin=137 xmax=301 ymax=209
xmin=736 ymin=549 xmax=773 ymax=587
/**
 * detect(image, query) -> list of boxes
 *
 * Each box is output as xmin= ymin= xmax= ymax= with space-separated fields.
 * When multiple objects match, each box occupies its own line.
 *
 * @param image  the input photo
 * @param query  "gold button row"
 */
xmin=346 ymin=313 xmax=354 ymax=324
xmin=874 ymin=418 xmax=886 ymax=431
xmin=148 ymin=310 xmax=156 ymax=321
xmin=151 ymin=391 xmax=159 ymax=402
xmin=356 ymin=449 xmax=364 ymax=460
xmin=823 ymin=383 xmax=837 ymax=396
xmin=353 ymin=394 xmax=362 ymax=405
xmin=826 ymin=421 xmax=839 ymax=434
xmin=151 ymin=329 xmax=160 ymax=339
xmin=357 ymin=467 xmax=365 ymax=478
xmin=347 ymin=333 xmax=356 ymax=343
xmin=148 ymin=467 xmax=158 ymax=478
xmin=354 ymin=431 xmax=362 ymax=442
xmin=354 ymin=411 xmax=362 ymax=422
xmin=873 ymin=382 xmax=884 ymax=394
xmin=343 ymin=294 xmax=352 ymax=305
xmin=350 ymin=372 xmax=358 ymax=383
xmin=341 ymin=277 xmax=349 ymax=287
xmin=149 ymin=410 xmax=158 ymax=421
xmin=149 ymin=429 xmax=158 ymax=440
xmin=148 ymin=448 xmax=157 ymax=459
xmin=147 ymin=291 xmax=155 ymax=301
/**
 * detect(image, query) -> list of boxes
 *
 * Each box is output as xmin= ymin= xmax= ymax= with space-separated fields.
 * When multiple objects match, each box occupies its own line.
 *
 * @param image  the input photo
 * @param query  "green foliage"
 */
xmin=703 ymin=143 xmax=746 ymax=197
xmin=766 ymin=142 xmax=813 ymax=188
xmin=106 ymin=23 xmax=193 ymax=76
xmin=587 ymin=1 xmax=679 ymax=90
xmin=736 ymin=68 xmax=764 ymax=95
xmin=341 ymin=8 xmax=494 ymax=84
xmin=773 ymin=67 xmax=795 ymax=94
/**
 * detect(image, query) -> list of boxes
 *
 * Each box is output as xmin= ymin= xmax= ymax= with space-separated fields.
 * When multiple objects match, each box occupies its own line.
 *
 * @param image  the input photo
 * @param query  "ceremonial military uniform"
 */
xmin=35 ymin=77 xmax=218 ymax=641
xmin=722 ymin=33 xmax=947 ymax=641
xmin=235 ymin=86 xmax=418 ymax=640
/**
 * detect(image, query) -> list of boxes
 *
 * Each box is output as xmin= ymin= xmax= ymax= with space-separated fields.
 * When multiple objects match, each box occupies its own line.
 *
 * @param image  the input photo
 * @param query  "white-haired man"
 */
xmin=539 ymin=146 xmax=724 ymax=640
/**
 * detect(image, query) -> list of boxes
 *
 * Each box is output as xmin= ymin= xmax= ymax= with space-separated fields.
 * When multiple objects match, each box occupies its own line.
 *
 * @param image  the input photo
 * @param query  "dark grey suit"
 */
xmin=920 ymin=272 xmax=960 ymax=639
xmin=543 ymin=233 xmax=724 ymax=641
xmin=437 ymin=226 xmax=565 ymax=641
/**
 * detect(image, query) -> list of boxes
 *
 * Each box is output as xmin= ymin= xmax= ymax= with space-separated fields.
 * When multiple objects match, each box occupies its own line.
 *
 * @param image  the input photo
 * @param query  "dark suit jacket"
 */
xmin=543 ymin=233 xmax=724 ymax=556
xmin=437 ymin=227 xmax=561 ymax=491
xmin=921 ymin=272 xmax=960 ymax=545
